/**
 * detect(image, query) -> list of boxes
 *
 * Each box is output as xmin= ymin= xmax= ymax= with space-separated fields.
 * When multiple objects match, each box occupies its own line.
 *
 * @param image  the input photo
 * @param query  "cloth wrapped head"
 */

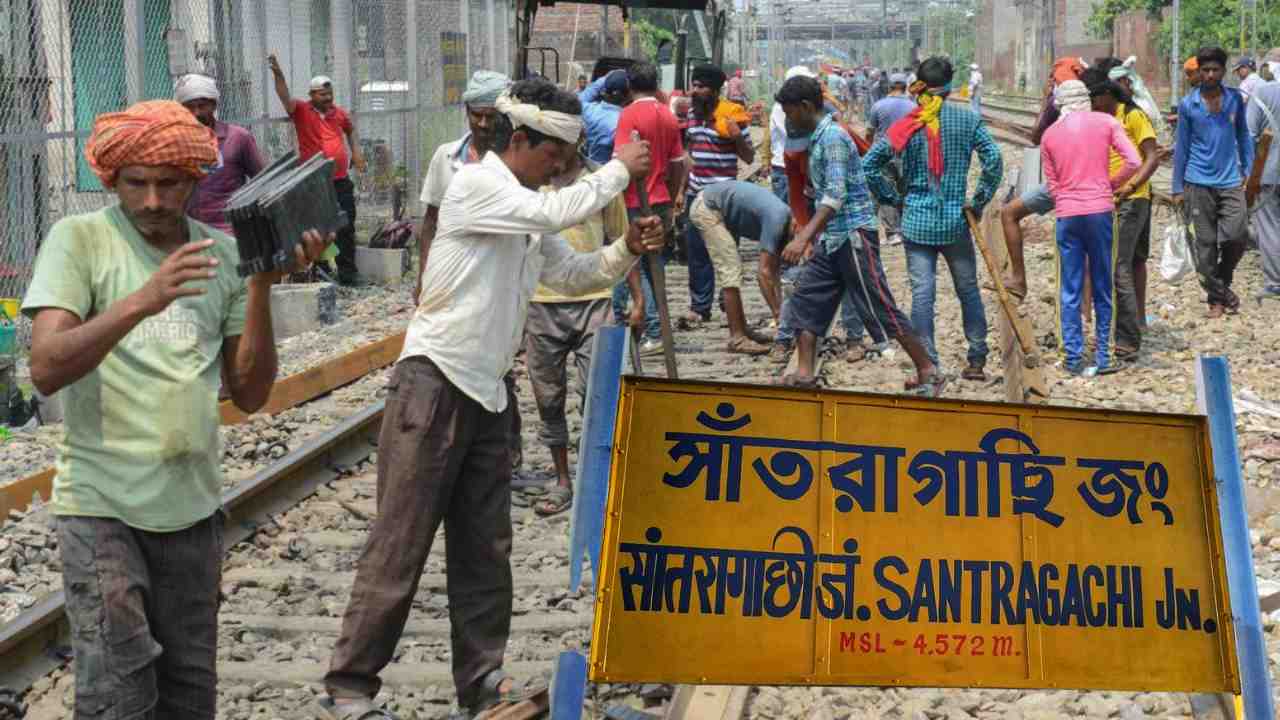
xmin=1109 ymin=57 xmax=1170 ymax=139
xmin=174 ymin=74 xmax=219 ymax=104
xmin=85 ymin=100 xmax=218 ymax=187
xmin=493 ymin=91 xmax=582 ymax=144
xmin=691 ymin=64 xmax=727 ymax=91
xmin=1053 ymin=79 xmax=1091 ymax=116
xmin=1184 ymin=56 xmax=1199 ymax=72
xmin=785 ymin=65 xmax=816 ymax=81
xmin=463 ymin=70 xmax=511 ymax=107
xmin=1052 ymin=57 xmax=1087 ymax=85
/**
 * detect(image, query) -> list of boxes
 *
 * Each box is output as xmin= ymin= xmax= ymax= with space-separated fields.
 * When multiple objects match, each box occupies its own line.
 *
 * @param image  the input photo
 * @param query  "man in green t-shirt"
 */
xmin=21 ymin=100 xmax=328 ymax=718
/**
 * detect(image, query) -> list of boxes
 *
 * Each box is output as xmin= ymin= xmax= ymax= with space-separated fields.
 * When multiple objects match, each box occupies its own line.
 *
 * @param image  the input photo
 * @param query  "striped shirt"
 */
xmin=686 ymin=110 xmax=745 ymax=195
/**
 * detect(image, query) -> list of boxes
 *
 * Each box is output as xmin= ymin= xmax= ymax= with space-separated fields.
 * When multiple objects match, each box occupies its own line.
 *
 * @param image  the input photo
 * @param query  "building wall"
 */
xmin=1112 ymin=9 xmax=1170 ymax=92
xmin=529 ymin=3 xmax=627 ymax=76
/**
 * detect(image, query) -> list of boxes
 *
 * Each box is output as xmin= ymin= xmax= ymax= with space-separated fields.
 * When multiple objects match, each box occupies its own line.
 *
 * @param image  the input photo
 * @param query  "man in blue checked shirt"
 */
xmin=863 ymin=56 xmax=1003 ymax=382
xmin=774 ymin=75 xmax=946 ymax=396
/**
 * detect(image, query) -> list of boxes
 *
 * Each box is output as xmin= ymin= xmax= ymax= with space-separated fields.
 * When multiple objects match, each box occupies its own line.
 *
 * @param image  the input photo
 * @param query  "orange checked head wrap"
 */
xmin=1051 ymin=57 xmax=1086 ymax=85
xmin=85 ymin=100 xmax=218 ymax=187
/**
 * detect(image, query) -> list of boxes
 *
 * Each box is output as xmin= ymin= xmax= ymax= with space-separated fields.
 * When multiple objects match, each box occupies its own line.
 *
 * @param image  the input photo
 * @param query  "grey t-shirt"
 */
xmin=868 ymin=96 xmax=915 ymax=141
xmin=700 ymin=180 xmax=793 ymax=255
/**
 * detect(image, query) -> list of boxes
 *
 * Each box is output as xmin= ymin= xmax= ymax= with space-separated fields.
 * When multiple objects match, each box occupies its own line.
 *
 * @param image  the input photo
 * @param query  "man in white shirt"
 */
xmin=319 ymin=78 xmax=659 ymax=720
xmin=969 ymin=63 xmax=984 ymax=114
xmin=415 ymin=70 xmax=529 ymax=475
xmin=1236 ymin=57 xmax=1263 ymax=101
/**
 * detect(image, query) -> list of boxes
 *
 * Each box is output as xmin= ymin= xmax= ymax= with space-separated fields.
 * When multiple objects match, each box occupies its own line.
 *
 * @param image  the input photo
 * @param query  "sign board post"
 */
xmin=1195 ymin=357 xmax=1275 ymax=719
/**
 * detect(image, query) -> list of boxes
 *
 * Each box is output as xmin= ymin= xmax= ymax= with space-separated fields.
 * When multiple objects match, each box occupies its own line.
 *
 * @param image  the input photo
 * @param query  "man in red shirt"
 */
xmin=611 ymin=62 xmax=688 ymax=355
xmin=269 ymin=54 xmax=367 ymax=285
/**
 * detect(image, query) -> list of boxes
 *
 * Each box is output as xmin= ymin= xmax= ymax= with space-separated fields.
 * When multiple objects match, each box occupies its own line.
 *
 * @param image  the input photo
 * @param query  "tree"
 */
xmin=632 ymin=17 xmax=675 ymax=62
xmin=1089 ymin=0 xmax=1280 ymax=58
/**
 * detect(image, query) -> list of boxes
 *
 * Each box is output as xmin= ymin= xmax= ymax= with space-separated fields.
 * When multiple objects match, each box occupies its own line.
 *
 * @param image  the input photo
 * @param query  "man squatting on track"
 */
xmin=317 ymin=78 xmax=664 ymax=720
xmin=22 ymin=100 xmax=329 ymax=719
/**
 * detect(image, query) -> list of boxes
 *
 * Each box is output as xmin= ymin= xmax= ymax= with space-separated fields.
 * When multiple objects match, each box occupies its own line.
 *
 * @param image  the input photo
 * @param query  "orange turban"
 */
xmin=1183 ymin=56 xmax=1199 ymax=72
xmin=1051 ymin=57 xmax=1086 ymax=84
xmin=85 ymin=100 xmax=218 ymax=186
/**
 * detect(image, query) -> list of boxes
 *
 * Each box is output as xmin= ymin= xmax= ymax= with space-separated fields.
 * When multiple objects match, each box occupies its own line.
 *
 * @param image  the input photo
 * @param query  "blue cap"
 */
xmin=604 ymin=69 xmax=629 ymax=94
xmin=1235 ymin=56 xmax=1256 ymax=69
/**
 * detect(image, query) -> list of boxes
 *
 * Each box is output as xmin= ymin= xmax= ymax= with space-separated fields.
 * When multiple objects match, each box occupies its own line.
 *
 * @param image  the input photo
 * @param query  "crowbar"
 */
xmin=630 ymin=132 xmax=679 ymax=379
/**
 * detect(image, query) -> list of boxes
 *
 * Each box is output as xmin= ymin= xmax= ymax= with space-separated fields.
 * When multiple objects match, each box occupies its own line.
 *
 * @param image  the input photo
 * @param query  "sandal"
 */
xmin=461 ymin=669 xmax=545 ymax=718
xmin=781 ymin=373 xmax=821 ymax=388
xmin=727 ymin=335 xmax=771 ymax=355
xmin=314 ymin=697 xmax=399 ymax=720
xmin=676 ymin=312 xmax=708 ymax=330
xmin=1113 ymin=345 xmax=1138 ymax=362
xmin=911 ymin=372 xmax=949 ymax=398
xmin=961 ymin=364 xmax=986 ymax=381
xmin=534 ymin=485 xmax=573 ymax=517
xmin=846 ymin=344 xmax=868 ymax=363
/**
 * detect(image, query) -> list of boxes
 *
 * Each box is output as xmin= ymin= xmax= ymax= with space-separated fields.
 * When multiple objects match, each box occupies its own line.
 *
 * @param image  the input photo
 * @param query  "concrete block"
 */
xmin=355 ymin=247 xmax=410 ymax=284
xmin=270 ymin=283 xmax=338 ymax=340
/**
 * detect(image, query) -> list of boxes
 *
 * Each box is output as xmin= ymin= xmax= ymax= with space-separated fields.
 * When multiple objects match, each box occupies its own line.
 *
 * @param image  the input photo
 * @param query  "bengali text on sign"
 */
xmin=589 ymin=379 xmax=1238 ymax=693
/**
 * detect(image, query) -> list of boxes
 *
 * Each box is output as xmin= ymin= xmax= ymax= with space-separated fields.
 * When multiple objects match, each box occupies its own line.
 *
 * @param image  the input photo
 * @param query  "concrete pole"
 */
xmin=1172 ymin=0 xmax=1181 ymax=104
xmin=123 ymin=0 xmax=144 ymax=104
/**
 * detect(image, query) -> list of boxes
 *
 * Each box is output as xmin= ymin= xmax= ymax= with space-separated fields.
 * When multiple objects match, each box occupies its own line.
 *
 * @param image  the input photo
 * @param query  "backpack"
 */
xmin=368 ymin=219 xmax=415 ymax=249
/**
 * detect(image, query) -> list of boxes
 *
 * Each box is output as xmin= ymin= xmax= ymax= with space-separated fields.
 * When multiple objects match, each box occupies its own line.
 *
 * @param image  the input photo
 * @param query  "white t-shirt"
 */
xmin=418 ymin=134 xmax=473 ymax=208
xmin=1240 ymin=72 xmax=1263 ymax=100
xmin=769 ymin=103 xmax=786 ymax=169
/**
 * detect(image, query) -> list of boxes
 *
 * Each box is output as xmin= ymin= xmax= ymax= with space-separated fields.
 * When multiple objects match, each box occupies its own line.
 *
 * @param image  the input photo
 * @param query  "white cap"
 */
xmin=785 ymin=65 xmax=816 ymax=80
xmin=970 ymin=63 xmax=979 ymax=70
xmin=309 ymin=75 xmax=333 ymax=90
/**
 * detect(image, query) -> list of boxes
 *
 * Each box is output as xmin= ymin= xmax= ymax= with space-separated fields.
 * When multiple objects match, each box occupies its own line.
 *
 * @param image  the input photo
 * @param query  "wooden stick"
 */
xmin=965 ymin=208 xmax=1035 ymax=359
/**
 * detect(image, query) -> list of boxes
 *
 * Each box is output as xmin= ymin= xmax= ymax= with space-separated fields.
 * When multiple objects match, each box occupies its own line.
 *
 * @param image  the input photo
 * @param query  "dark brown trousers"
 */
xmin=325 ymin=357 xmax=514 ymax=706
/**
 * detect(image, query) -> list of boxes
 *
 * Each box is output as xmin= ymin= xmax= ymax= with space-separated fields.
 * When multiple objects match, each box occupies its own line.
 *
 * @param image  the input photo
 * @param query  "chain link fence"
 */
xmin=0 ymin=0 xmax=513 ymax=323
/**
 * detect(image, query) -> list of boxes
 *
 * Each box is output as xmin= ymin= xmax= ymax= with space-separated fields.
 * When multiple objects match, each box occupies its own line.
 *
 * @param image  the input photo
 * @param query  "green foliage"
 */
xmin=1087 ymin=0 xmax=1153 ymax=39
xmin=632 ymin=17 xmax=675 ymax=63
xmin=1090 ymin=0 xmax=1280 ymax=58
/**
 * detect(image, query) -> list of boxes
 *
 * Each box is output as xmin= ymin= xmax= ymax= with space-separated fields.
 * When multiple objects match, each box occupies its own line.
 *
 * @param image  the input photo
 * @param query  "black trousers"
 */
xmin=334 ymin=177 xmax=358 ymax=277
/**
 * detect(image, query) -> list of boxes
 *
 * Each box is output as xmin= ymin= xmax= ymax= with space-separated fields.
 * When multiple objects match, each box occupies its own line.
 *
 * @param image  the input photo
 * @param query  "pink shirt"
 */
xmin=1041 ymin=111 xmax=1140 ymax=218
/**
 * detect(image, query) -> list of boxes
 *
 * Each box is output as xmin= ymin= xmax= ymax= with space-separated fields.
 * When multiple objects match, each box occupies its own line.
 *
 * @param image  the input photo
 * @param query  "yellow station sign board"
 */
xmin=590 ymin=378 xmax=1239 ymax=693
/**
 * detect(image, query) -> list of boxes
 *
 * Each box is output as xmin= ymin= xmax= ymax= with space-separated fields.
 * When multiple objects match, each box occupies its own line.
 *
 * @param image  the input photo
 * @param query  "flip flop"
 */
xmin=781 ymin=373 xmax=821 ymax=388
xmin=534 ymin=486 xmax=573 ymax=517
xmin=314 ymin=697 xmax=399 ymax=720
xmin=461 ymin=669 xmax=547 ymax=719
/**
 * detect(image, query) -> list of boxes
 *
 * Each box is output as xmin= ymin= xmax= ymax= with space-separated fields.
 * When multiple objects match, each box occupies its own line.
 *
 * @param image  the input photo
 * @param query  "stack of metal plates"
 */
xmin=226 ymin=152 xmax=347 ymax=277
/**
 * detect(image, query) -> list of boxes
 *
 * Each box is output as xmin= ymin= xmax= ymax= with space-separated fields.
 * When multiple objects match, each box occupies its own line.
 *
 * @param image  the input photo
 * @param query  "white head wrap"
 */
xmin=494 ymin=91 xmax=582 ymax=144
xmin=1054 ymin=80 xmax=1091 ymax=116
xmin=463 ymin=70 xmax=510 ymax=107
xmin=1110 ymin=56 xmax=1170 ymax=140
xmin=174 ymin=74 xmax=219 ymax=104
xmin=786 ymin=65 xmax=816 ymax=80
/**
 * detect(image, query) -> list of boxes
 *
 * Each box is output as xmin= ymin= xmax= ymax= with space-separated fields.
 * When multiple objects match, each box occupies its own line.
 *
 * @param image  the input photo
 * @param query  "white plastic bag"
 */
xmin=1160 ymin=219 xmax=1193 ymax=284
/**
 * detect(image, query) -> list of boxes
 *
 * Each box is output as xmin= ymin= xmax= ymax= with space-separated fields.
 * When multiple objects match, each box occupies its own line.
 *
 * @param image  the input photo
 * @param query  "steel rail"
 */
xmin=0 ymin=401 xmax=385 ymax=695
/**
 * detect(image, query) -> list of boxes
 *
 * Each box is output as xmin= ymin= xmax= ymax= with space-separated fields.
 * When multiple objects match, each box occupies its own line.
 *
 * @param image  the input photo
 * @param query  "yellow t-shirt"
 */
xmin=532 ymin=170 xmax=630 ymax=303
xmin=21 ymin=205 xmax=247 ymax=531
xmin=1111 ymin=106 xmax=1156 ymax=200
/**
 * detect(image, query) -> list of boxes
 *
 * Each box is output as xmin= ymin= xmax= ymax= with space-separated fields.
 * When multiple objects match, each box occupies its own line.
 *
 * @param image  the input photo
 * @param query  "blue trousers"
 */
xmin=611 ymin=253 xmax=664 ymax=341
xmin=684 ymin=193 xmax=716 ymax=317
xmin=904 ymin=238 xmax=988 ymax=367
xmin=1056 ymin=212 xmax=1115 ymax=369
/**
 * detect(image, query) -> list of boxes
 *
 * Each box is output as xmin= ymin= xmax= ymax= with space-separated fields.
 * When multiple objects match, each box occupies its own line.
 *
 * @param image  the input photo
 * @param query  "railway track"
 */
xmin=0 ymin=255 xmax=801 ymax=718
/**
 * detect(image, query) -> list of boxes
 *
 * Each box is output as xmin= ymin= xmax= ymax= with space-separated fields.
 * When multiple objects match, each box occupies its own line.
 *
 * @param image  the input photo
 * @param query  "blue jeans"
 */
xmin=903 ymin=238 xmax=989 ymax=367
xmin=611 ymin=253 xmax=664 ymax=341
xmin=770 ymin=166 xmax=788 ymax=204
xmin=1056 ymin=212 xmax=1115 ymax=369
xmin=684 ymin=194 xmax=715 ymax=317
xmin=970 ymin=91 xmax=981 ymax=115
